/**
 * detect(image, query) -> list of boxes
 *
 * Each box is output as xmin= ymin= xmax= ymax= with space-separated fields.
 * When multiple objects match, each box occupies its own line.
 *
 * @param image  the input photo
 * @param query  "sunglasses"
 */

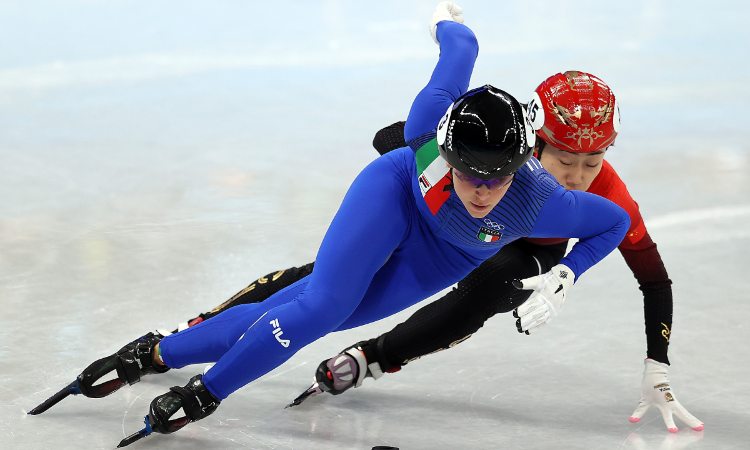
xmin=452 ymin=169 xmax=514 ymax=190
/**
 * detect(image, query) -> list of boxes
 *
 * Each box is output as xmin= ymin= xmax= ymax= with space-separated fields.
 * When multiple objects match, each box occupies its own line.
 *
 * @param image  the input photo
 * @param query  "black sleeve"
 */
xmin=372 ymin=121 xmax=407 ymax=155
xmin=619 ymin=232 xmax=673 ymax=364
xmin=367 ymin=240 xmax=567 ymax=370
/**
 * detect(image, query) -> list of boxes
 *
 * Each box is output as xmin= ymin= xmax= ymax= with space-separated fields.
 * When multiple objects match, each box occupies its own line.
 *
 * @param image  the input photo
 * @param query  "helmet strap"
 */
xmin=446 ymin=169 xmax=455 ymax=192
xmin=533 ymin=138 xmax=547 ymax=159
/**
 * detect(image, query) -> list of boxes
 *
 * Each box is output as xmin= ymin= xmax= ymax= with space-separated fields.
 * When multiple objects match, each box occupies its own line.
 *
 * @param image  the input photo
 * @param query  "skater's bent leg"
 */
xmin=201 ymin=155 xmax=414 ymax=399
xmin=159 ymin=279 xmax=309 ymax=368
xmin=201 ymin=287 xmax=358 ymax=399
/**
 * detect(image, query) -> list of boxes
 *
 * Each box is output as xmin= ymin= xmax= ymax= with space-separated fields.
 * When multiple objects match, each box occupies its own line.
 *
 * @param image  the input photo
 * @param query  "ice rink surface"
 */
xmin=2 ymin=1 xmax=749 ymax=449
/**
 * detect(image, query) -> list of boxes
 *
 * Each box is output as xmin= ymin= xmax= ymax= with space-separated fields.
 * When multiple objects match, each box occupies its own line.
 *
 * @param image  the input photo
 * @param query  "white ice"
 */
xmin=1 ymin=1 xmax=749 ymax=449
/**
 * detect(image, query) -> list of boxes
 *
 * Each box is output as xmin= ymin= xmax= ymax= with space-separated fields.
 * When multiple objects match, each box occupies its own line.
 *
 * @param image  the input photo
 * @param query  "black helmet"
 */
xmin=436 ymin=85 xmax=535 ymax=179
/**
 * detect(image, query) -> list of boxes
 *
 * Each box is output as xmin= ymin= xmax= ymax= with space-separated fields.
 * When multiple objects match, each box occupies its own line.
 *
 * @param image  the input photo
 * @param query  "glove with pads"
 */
xmin=513 ymin=264 xmax=574 ymax=334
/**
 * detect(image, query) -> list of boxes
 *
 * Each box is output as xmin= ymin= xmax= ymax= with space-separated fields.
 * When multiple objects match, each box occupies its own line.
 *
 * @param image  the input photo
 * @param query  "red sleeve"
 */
xmin=587 ymin=161 xmax=669 ymax=283
xmin=587 ymin=160 xmax=647 ymax=249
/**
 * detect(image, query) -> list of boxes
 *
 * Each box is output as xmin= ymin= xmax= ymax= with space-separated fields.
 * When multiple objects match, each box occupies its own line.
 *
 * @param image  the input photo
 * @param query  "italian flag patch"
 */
xmin=415 ymin=138 xmax=451 ymax=215
xmin=477 ymin=227 xmax=501 ymax=242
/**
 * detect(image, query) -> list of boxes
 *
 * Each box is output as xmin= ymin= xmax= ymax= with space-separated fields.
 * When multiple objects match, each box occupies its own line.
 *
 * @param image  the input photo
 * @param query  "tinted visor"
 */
xmin=452 ymin=169 xmax=513 ymax=190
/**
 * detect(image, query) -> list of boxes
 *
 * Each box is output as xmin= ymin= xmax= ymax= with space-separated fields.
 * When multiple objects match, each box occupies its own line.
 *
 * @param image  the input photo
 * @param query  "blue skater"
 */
xmin=31 ymin=3 xmax=630 ymax=445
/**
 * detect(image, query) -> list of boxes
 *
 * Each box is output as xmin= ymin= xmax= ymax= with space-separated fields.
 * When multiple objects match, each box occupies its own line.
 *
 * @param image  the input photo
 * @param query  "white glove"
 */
xmin=629 ymin=359 xmax=704 ymax=432
xmin=429 ymin=1 xmax=464 ymax=44
xmin=512 ymin=264 xmax=574 ymax=334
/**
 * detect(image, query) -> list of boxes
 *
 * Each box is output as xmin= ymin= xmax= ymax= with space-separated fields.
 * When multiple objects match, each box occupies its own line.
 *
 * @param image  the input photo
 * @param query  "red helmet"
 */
xmin=528 ymin=71 xmax=620 ymax=153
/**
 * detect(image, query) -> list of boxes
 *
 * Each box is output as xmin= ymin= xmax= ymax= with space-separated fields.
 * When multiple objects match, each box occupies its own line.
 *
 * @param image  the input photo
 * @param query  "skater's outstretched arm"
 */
xmin=592 ymin=162 xmax=674 ymax=364
xmin=593 ymin=162 xmax=703 ymax=431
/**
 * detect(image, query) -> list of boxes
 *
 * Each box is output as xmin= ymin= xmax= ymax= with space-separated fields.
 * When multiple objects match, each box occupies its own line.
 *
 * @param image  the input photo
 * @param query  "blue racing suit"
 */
xmin=159 ymin=21 xmax=630 ymax=400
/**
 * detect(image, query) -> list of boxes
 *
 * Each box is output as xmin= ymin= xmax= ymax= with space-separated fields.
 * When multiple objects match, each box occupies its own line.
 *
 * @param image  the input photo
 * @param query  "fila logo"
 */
xmin=269 ymin=318 xmax=290 ymax=348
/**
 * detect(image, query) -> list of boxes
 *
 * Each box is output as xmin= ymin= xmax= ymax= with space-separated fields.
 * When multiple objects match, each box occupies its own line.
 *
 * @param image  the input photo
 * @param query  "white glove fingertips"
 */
xmin=519 ymin=309 xmax=544 ymax=331
xmin=521 ymin=309 xmax=550 ymax=333
xmin=656 ymin=404 xmax=679 ymax=433
xmin=672 ymin=401 xmax=704 ymax=430
xmin=629 ymin=397 xmax=650 ymax=423
xmin=448 ymin=3 xmax=464 ymax=22
xmin=523 ymin=318 xmax=547 ymax=334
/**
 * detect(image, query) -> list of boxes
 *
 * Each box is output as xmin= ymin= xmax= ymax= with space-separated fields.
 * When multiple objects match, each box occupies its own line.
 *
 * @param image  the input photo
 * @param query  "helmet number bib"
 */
xmin=527 ymin=93 xmax=545 ymax=131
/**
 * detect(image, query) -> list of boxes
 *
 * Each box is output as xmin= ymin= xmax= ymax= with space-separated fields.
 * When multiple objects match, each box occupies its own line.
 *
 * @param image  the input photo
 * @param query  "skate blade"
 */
xmin=117 ymin=429 xmax=148 ymax=448
xmin=285 ymin=383 xmax=323 ymax=408
xmin=28 ymin=380 xmax=81 ymax=415
xmin=117 ymin=416 xmax=153 ymax=447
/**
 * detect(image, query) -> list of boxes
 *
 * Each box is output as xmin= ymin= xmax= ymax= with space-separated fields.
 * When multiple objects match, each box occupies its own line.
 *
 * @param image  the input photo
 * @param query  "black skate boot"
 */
xmin=28 ymin=331 xmax=170 ymax=415
xmin=118 ymin=374 xmax=221 ymax=447
xmin=78 ymin=331 xmax=170 ymax=398
xmin=148 ymin=374 xmax=221 ymax=433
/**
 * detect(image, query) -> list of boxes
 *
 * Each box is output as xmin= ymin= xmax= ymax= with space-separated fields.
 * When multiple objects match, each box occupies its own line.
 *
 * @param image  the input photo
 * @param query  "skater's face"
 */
xmin=539 ymin=144 xmax=606 ymax=191
xmin=451 ymin=168 xmax=513 ymax=218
